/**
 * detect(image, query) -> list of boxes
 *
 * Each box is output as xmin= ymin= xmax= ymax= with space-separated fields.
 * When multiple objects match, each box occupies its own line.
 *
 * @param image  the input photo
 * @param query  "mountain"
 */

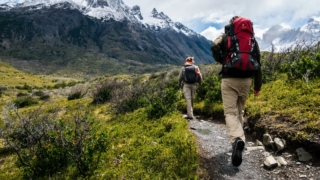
xmin=0 ymin=0 xmax=213 ymax=75
xmin=257 ymin=18 xmax=320 ymax=52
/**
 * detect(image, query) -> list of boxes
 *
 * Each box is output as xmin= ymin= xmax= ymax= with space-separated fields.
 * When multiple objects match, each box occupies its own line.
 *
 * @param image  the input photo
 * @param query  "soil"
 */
xmin=188 ymin=116 xmax=320 ymax=180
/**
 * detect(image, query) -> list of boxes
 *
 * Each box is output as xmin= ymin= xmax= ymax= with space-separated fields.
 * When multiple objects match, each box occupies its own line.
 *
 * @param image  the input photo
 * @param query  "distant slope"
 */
xmin=0 ymin=2 xmax=213 ymax=75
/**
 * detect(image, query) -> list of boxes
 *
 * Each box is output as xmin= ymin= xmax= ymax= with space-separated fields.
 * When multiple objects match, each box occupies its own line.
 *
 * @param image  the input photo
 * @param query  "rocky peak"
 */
xmin=151 ymin=8 xmax=159 ymax=19
xmin=86 ymin=0 xmax=109 ymax=8
xmin=131 ymin=5 xmax=143 ymax=20
xmin=308 ymin=18 xmax=315 ymax=23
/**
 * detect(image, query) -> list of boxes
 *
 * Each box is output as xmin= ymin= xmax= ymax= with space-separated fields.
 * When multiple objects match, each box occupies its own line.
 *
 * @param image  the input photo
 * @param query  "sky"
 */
xmin=1 ymin=0 xmax=320 ymax=40
xmin=122 ymin=0 xmax=320 ymax=40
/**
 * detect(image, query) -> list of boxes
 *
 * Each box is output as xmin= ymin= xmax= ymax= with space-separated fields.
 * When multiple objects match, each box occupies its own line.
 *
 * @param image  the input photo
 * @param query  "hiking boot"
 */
xmin=231 ymin=137 xmax=245 ymax=167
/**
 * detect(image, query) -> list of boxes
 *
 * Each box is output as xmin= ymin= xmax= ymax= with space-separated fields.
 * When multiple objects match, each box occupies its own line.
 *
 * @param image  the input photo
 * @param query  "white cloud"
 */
xmin=200 ymin=25 xmax=269 ymax=41
xmin=253 ymin=25 xmax=269 ymax=40
xmin=1 ymin=0 xmax=319 ymax=36
xmin=200 ymin=26 xmax=223 ymax=41
xmin=123 ymin=0 xmax=320 ymax=32
xmin=311 ymin=16 xmax=320 ymax=22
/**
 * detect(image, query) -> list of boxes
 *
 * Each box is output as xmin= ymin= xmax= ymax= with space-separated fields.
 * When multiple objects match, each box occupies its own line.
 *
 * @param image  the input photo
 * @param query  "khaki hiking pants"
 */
xmin=183 ymin=83 xmax=197 ymax=118
xmin=221 ymin=78 xmax=252 ymax=144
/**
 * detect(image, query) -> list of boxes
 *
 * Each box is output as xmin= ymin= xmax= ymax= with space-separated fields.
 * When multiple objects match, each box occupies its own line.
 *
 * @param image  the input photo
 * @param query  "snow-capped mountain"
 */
xmin=258 ymin=18 xmax=320 ymax=52
xmin=0 ymin=0 xmax=213 ymax=74
xmin=0 ymin=0 xmax=198 ymax=36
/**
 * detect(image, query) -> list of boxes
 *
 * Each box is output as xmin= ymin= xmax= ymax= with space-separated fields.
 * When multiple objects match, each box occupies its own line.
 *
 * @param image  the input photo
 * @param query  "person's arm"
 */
xmin=211 ymin=34 xmax=225 ymax=64
xmin=195 ymin=66 xmax=202 ymax=86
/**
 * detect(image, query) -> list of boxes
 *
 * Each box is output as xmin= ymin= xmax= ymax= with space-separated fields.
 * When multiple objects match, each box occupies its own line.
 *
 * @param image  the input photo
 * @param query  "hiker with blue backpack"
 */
xmin=211 ymin=16 xmax=262 ymax=167
xmin=178 ymin=57 xmax=202 ymax=120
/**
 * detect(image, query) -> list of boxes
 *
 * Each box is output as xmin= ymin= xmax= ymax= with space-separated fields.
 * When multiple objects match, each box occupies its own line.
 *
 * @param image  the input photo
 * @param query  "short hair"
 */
xmin=186 ymin=57 xmax=194 ymax=62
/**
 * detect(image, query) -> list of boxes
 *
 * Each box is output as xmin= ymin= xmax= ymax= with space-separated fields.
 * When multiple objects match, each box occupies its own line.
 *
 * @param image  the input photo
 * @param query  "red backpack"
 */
xmin=224 ymin=17 xmax=259 ymax=77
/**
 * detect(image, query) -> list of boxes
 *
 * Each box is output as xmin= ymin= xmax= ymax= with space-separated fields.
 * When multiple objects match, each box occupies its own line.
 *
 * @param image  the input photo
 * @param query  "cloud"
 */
xmin=1 ymin=0 xmax=320 ymax=39
xmin=253 ymin=25 xmax=269 ymax=40
xmin=200 ymin=26 xmax=223 ymax=41
xmin=123 ymin=0 xmax=320 ymax=30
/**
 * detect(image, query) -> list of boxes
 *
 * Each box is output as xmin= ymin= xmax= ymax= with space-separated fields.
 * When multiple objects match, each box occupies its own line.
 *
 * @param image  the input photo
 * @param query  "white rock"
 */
xmin=274 ymin=138 xmax=286 ymax=151
xmin=276 ymin=156 xmax=288 ymax=166
xmin=263 ymin=152 xmax=271 ymax=157
xmin=256 ymin=139 xmax=263 ymax=146
xmin=246 ymin=146 xmax=265 ymax=152
xmin=264 ymin=155 xmax=278 ymax=168
xmin=263 ymin=134 xmax=273 ymax=146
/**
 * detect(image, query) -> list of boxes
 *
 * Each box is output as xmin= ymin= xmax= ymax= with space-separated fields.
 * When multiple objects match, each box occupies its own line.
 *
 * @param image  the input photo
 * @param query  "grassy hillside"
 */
xmin=0 ymin=65 xmax=199 ymax=179
xmin=1 ymin=47 xmax=320 ymax=179
xmin=246 ymin=78 xmax=320 ymax=142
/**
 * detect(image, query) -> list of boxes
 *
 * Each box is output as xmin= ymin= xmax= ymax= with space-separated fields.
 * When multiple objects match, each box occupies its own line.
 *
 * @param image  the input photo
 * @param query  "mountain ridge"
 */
xmin=0 ymin=0 xmax=213 ymax=75
xmin=258 ymin=17 xmax=320 ymax=51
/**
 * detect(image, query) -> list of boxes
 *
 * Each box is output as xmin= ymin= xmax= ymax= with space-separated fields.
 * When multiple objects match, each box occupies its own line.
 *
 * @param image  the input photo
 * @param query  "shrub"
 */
xmin=0 ymin=86 xmax=7 ymax=97
xmin=53 ymin=81 xmax=67 ymax=89
xmin=67 ymin=81 xmax=78 ymax=87
xmin=16 ymin=92 xmax=29 ymax=97
xmin=0 ymin=104 xmax=109 ymax=178
xmin=32 ymin=90 xmax=45 ymax=97
xmin=15 ymin=83 xmax=32 ymax=91
xmin=146 ymin=86 xmax=179 ymax=119
xmin=92 ymin=80 xmax=126 ymax=104
xmin=39 ymin=94 xmax=50 ymax=101
xmin=13 ymin=96 xmax=38 ymax=108
xmin=68 ymin=87 xmax=87 ymax=101
xmin=111 ymin=82 xmax=149 ymax=114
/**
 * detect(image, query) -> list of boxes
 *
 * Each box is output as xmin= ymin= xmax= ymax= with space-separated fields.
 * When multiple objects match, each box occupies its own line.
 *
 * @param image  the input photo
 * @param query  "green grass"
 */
xmin=246 ymin=78 xmax=320 ymax=141
xmin=0 ymin=64 xmax=199 ymax=179
xmin=94 ymin=110 xmax=199 ymax=179
xmin=1 ymin=61 xmax=320 ymax=179
xmin=0 ymin=62 xmax=79 ymax=88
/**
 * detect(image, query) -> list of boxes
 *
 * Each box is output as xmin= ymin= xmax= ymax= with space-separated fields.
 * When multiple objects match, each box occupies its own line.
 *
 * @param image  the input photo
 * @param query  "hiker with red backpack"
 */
xmin=178 ymin=57 xmax=202 ymax=120
xmin=211 ymin=16 xmax=262 ymax=167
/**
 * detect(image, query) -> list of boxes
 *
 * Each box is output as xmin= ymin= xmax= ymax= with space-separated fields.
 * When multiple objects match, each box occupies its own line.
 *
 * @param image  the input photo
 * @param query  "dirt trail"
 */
xmin=188 ymin=117 xmax=320 ymax=180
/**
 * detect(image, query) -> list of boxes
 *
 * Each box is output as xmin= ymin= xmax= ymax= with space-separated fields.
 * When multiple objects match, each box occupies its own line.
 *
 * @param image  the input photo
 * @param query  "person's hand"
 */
xmin=254 ymin=90 xmax=260 ymax=96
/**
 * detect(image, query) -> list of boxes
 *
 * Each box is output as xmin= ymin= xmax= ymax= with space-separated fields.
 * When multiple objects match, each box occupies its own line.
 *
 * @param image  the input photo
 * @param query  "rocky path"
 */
xmin=188 ymin=117 xmax=320 ymax=180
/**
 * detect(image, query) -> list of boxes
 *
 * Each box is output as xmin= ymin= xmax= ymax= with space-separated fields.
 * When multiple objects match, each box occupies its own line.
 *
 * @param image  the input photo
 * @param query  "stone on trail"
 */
xmin=245 ymin=146 xmax=265 ymax=152
xmin=264 ymin=155 xmax=278 ymax=168
xmin=275 ymin=156 xmax=288 ymax=166
xmin=296 ymin=147 xmax=312 ymax=162
xmin=274 ymin=137 xmax=286 ymax=151
xmin=263 ymin=134 xmax=273 ymax=146
xmin=256 ymin=139 xmax=263 ymax=146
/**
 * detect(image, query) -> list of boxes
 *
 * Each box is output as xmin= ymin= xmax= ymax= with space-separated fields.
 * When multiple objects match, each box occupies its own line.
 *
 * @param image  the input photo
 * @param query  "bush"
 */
xmin=0 ymin=104 xmax=109 ymax=178
xmin=111 ymin=82 xmax=149 ymax=114
xmin=16 ymin=92 xmax=29 ymax=97
xmin=39 ymin=94 xmax=50 ymax=101
xmin=32 ymin=90 xmax=45 ymax=97
xmin=53 ymin=81 xmax=67 ymax=89
xmin=13 ymin=96 xmax=38 ymax=108
xmin=92 ymin=80 xmax=126 ymax=104
xmin=145 ymin=86 xmax=179 ymax=119
xmin=15 ymin=83 xmax=33 ymax=91
xmin=68 ymin=87 xmax=87 ymax=101
xmin=0 ymin=86 xmax=7 ymax=97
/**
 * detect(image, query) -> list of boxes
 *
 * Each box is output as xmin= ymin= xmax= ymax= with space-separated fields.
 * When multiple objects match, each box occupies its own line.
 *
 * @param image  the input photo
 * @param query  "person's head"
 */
xmin=229 ymin=16 xmax=240 ymax=23
xmin=186 ymin=57 xmax=194 ymax=63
